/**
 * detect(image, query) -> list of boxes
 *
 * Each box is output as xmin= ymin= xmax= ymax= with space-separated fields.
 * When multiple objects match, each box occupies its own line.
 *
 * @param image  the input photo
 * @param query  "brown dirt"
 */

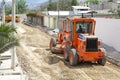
xmin=16 ymin=23 xmax=120 ymax=80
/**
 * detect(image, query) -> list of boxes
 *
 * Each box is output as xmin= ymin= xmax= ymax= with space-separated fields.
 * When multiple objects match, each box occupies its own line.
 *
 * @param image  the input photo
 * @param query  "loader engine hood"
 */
xmin=78 ymin=34 xmax=98 ymax=40
xmin=78 ymin=34 xmax=98 ymax=52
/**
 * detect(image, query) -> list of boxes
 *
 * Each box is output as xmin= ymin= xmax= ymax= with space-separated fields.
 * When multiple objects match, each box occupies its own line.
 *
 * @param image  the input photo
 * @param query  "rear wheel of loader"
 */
xmin=69 ymin=49 xmax=78 ymax=66
xmin=50 ymin=38 xmax=56 ymax=53
xmin=64 ymin=46 xmax=71 ymax=61
xmin=97 ymin=55 xmax=106 ymax=66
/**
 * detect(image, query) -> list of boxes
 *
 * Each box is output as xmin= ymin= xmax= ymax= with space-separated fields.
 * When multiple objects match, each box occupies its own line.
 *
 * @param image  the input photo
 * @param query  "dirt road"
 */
xmin=16 ymin=23 xmax=120 ymax=80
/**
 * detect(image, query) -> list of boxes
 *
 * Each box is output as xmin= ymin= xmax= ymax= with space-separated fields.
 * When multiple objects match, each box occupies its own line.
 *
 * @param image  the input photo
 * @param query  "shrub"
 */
xmin=0 ymin=24 xmax=19 ymax=54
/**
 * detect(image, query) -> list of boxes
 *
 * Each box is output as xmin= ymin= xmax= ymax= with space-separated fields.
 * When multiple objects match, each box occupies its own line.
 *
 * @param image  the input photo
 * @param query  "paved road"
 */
xmin=16 ymin=23 xmax=120 ymax=80
xmin=101 ymin=43 xmax=120 ymax=66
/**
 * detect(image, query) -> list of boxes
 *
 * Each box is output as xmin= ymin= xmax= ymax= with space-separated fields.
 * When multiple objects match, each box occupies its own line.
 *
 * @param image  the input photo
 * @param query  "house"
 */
xmin=26 ymin=12 xmax=44 ymax=26
xmin=72 ymin=6 xmax=91 ymax=15
xmin=26 ymin=12 xmax=58 ymax=29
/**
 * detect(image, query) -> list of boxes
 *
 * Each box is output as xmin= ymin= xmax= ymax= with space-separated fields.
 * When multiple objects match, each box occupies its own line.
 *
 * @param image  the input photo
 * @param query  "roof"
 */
xmin=27 ymin=12 xmax=45 ymax=17
xmin=67 ymin=17 xmax=95 ymax=22
xmin=72 ymin=6 xmax=90 ymax=9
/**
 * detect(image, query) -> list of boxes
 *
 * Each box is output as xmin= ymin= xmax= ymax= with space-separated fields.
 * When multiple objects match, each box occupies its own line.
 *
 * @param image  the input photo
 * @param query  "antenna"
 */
xmin=82 ymin=13 xmax=84 ymax=18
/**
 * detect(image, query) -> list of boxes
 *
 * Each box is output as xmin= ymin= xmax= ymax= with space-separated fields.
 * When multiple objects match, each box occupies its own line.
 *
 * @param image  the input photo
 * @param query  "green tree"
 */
xmin=0 ymin=24 xmax=19 ymax=54
xmin=5 ymin=0 xmax=27 ymax=15
xmin=108 ymin=9 xmax=116 ymax=13
xmin=108 ymin=0 xmax=113 ymax=2
xmin=5 ymin=5 xmax=12 ymax=15
xmin=59 ymin=0 xmax=72 ymax=11
xmin=47 ymin=2 xmax=57 ymax=11
xmin=40 ymin=5 xmax=48 ymax=11
xmin=40 ymin=0 xmax=73 ymax=11
xmin=71 ymin=0 xmax=78 ymax=6
xmin=17 ymin=0 xmax=28 ymax=14
xmin=86 ymin=0 xmax=99 ymax=4
xmin=117 ymin=9 xmax=120 ymax=17
xmin=48 ymin=0 xmax=52 ymax=10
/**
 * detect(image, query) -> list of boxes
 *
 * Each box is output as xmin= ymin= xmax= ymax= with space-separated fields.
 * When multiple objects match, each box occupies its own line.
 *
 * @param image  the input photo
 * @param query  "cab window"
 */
xmin=76 ymin=22 xmax=92 ymax=34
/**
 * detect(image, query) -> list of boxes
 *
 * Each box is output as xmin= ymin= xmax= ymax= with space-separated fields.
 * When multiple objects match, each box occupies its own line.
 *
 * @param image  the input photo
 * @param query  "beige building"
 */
xmin=27 ymin=12 xmax=58 ymax=29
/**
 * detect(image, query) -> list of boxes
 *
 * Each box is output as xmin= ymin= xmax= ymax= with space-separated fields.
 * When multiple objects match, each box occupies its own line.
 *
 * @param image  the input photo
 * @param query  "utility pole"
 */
xmin=57 ymin=0 xmax=59 ymax=28
xmin=2 ymin=0 xmax=5 ymax=23
xmin=11 ymin=0 xmax=16 ymax=69
xmin=16 ymin=0 xmax=18 ymax=14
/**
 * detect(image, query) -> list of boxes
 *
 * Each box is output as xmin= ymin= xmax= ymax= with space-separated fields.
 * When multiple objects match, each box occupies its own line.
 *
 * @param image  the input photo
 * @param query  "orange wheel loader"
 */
xmin=5 ymin=16 xmax=21 ymax=22
xmin=50 ymin=17 xmax=106 ymax=66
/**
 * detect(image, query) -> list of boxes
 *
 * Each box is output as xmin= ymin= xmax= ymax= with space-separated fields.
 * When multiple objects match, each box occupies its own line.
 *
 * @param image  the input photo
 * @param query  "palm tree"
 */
xmin=0 ymin=23 xmax=19 ymax=54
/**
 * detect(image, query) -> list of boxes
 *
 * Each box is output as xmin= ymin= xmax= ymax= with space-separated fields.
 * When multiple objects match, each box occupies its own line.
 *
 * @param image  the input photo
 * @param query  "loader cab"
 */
xmin=74 ymin=18 xmax=96 ymax=35
xmin=62 ymin=18 xmax=96 ymax=47
xmin=72 ymin=18 xmax=96 ymax=48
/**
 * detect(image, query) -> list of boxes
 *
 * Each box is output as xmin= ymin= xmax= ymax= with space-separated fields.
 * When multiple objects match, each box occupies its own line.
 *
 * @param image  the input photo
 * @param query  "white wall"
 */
xmin=94 ymin=18 xmax=120 ymax=52
xmin=48 ymin=11 xmax=70 ymax=16
xmin=44 ymin=16 xmax=55 ymax=29
xmin=50 ymin=17 xmax=54 ymax=29
xmin=44 ymin=16 xmax=49 ymax=27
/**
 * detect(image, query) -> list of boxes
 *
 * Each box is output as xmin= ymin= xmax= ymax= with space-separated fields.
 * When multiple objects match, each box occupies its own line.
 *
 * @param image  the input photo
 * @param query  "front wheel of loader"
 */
xmin=97 ymin=55 xmax=106 ymax=66
xmin=64 ymin=46 xmax=71 ymax=61
xmin=69 ymin=49 xmax=78 ymax=66
xmin=50 ymin=38 xmax=56 ymax=53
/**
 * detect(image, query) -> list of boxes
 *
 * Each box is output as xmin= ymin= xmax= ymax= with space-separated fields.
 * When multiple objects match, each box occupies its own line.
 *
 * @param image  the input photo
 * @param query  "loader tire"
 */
xmin=69 ymin=49 xmax=78 ymax=66
xmin=64 ymin=46 xmax=71 ymax=61
xmin=97 ymin=55 xmax=106 ymax=66
xmin=50 ymin=38 xmax=56 ymax=53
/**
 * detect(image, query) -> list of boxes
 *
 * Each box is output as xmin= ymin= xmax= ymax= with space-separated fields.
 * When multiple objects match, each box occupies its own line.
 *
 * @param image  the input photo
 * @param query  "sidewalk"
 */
xmin=0 ymin=49 xmax=25 ymax=80
xmin=0 ymin=22 xmax=25 ymax=80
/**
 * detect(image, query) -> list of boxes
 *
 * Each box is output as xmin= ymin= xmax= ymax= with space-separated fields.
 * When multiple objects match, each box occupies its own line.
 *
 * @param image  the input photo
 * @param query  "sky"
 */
xmin=0 ymin=0 xmax=48 ymax=5
xmin=0 ymin=0 xmax=49 ymax=9
xmin=26 ymin=0 xmax=48 ymax=5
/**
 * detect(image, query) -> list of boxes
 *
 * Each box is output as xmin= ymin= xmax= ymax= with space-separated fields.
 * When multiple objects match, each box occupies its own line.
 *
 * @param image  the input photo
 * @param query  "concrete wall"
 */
xmin=27 ymin=16 xmax=32 ymax=23
xmin=44 ymin=16 xmax=57 ymax=29
xmin=27 ymin=16 xmax=44 ymax=26
xmin=94 ymin=18 xmax=120 ymax=52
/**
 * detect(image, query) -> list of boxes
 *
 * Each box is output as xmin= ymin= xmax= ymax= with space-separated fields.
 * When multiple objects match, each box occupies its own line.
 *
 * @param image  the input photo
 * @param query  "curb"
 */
xmin=107 ymin=56 xmax=120 ymax=66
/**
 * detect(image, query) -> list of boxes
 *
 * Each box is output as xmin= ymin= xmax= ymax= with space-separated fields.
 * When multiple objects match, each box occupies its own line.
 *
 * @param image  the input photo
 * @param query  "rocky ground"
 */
xmin=16 ymin=23 xmax=120 ymax=80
